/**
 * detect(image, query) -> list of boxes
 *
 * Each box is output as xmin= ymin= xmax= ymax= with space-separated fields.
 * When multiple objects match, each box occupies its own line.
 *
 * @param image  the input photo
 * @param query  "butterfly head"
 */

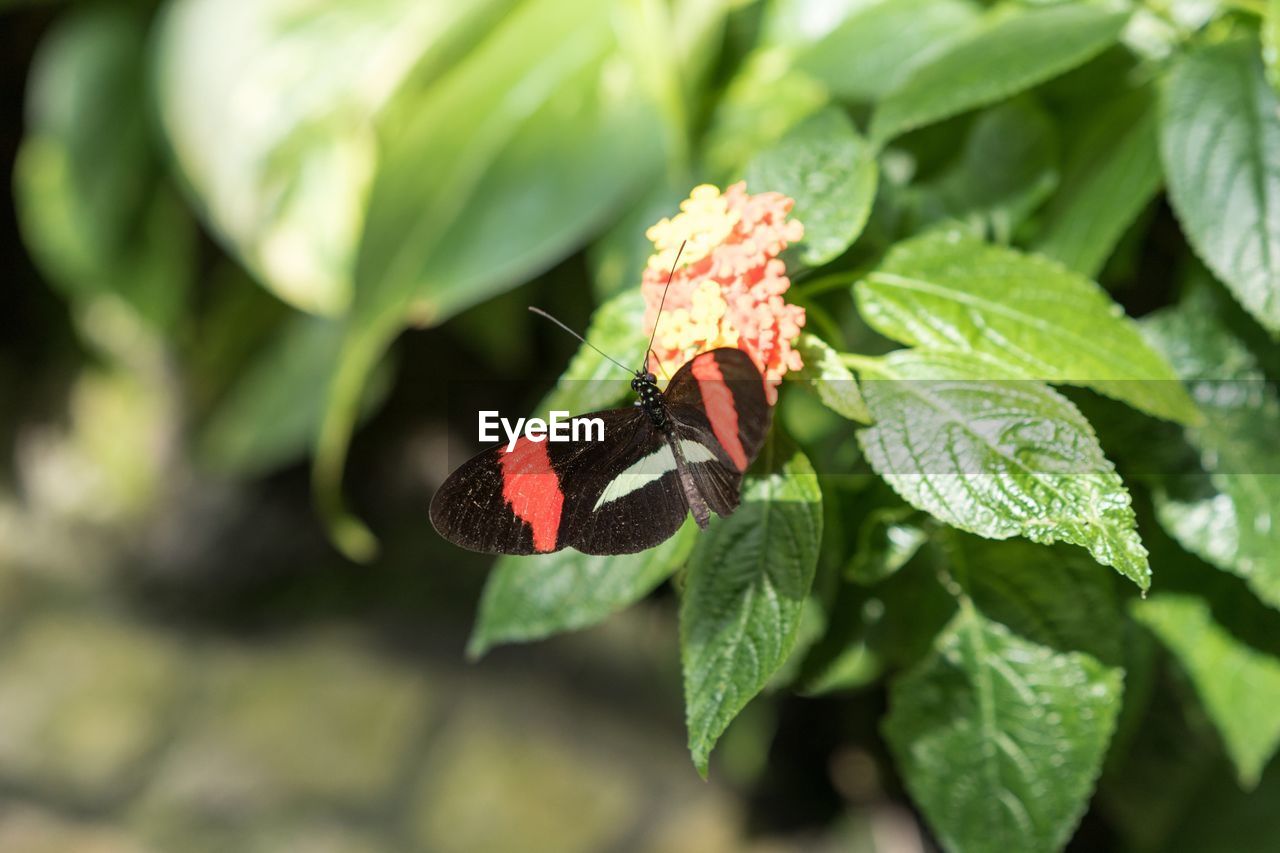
xmin=631 ymin=370 xmax=658 ymax=393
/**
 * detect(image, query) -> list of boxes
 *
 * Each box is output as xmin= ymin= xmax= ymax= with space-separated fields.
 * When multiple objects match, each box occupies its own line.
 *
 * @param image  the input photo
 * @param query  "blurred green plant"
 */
xmin=11 ymin=0 xmax=1280 ymax=850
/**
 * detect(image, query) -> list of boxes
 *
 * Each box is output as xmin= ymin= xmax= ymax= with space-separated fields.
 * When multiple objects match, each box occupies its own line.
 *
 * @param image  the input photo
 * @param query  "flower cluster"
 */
xmin=642 ymin=182 xmax=806 ymax=403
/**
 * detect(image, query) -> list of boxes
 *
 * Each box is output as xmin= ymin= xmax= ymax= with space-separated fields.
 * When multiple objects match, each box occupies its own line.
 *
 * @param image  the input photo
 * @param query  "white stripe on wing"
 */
xmin=592 ymin=440 xmax=717 ymax=511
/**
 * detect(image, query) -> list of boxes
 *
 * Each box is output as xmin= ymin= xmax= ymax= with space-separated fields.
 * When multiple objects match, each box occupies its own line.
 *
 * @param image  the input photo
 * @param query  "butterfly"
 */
xmin=429 ymin=241 xmax=772 ymax=556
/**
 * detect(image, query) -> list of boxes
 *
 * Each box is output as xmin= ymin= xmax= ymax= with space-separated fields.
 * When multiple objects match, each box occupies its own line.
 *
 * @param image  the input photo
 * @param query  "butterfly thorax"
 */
xmin=632 ymin=371 xmax=669 ymax=430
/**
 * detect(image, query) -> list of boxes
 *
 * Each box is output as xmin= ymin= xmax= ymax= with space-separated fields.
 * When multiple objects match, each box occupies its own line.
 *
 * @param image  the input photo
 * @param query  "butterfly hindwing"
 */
xmin=663 ymin=348 xmax=772 ymax=518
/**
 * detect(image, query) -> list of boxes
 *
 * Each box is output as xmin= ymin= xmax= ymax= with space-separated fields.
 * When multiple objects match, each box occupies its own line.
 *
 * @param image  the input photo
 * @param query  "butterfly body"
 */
xmin=430 ymin=348 xmax=771 ymax=556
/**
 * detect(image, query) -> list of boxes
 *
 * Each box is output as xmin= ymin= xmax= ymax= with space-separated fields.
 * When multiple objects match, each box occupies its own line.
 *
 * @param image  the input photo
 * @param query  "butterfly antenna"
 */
xmin=642 ymin=239 xmax=687 ymax=373
xmin=648 ymin=348 xmax=671 ymax=382
xmin=528 ymin=306 xmax=634 ymax=376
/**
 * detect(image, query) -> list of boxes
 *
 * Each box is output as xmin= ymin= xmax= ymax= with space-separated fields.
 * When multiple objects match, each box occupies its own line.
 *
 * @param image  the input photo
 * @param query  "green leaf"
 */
xmin=701 ymin=48 xmax=829 ymax=180
xmin=681 ymin=441 xmax=823 ymax=775
xmin=1267 ymin=0 xmax=1280 ymax=92
xmin=1141 ymin=291 xmax=1280 ymax=610
xmin=792 ymin=333 xmax=872 ymax=423
xmin=1134 ymin=594 xmax=1280 ymax=788
xmin=869 ymin=2 xmax=1130 ymax=144
xmin=959 ymin=537 xmax=1122 ymax=666
xmin=744 ymin=107 xmax=877 ymax=266
xmin=468 ymin=521 xmax=697 ymax=658
xmin=792 ymin=0 xmax=982 ymax=103
xmin=154 ymin=0 xmax=506 ymax=315
xmin=854 ymin=229 xmax=1200 ymax=425
xmin=196 ymin=316 xmax=391 ymax=477
xmin=1032 ymin=83 xmax=1161 ymax=276
xmin=909 ymin=99 xmax=1058 ymax=243
xmin=1162 ymin=39 xmax=1280 ymax=336
xmin=847 ymin=506 xmax=928 ymax=584
xmin=884 ymin=605 xmax=1122 ymax=853
xmin=15 ymin=6 xmax=191 ymax=334
xmin=853 ymin=348 xmax=1151 ymax=587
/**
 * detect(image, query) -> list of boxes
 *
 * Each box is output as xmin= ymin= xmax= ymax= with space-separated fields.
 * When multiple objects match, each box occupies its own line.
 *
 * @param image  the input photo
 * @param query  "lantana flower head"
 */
xmin=642 ymin=182 xmax=806 ymax=404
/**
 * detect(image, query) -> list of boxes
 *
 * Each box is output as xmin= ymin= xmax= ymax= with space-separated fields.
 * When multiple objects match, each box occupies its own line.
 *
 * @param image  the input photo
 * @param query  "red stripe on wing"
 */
xmin=499 ymin=439 xmax=564 ymax=552
xmin=692 ymin=354 xmax=749 ymax=471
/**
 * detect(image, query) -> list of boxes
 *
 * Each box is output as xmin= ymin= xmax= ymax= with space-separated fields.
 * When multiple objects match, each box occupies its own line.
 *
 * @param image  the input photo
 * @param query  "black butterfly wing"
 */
xmin=662 ymin=348 xmax=773 ymax=518
xmin=429 ymin=407 xmax=692 ymax=555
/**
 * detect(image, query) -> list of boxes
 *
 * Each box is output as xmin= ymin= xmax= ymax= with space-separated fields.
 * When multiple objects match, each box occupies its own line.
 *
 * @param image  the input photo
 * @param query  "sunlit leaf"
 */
xmin=1142 ymin=290 xmax=1280 ymax=610
xmin=885 ymin=605 xmax=1122 ymax=853
xmin=854 ymin=229 xmax=1200 ymax=425
xmin=1162 ymin=39 xmax=1280 ymax=335
xmin=681 ymin=441 xmax=822 ymax=775
xmin=745 ymin=107 xmax=877 ymax=265
xmin=853 ymin=349 xmax=1151 ymax=587
xmin=468 ymin=521 xmax=697 ymax=657
xmin=1134 ymin=594 xmax=1280 ymax=788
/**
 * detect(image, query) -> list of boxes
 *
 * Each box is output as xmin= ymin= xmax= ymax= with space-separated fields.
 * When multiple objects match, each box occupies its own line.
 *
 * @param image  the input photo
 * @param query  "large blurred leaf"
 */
xmin=853 ymin=349 xmax=1151 ymax=587
xmin=884 ymin=605 xmax=1122 ymax=853
xmin=744 ymin=107 xmax=877 ymax=266
xmin=197 ymin=315 xmax=391 ymax=477
xmin=154 ymin=0 xmax=504 ymax=315
xmin=790 ymin=0 xmax=981 ymax=103
xmin=1032 ymin=83 xmax=1161 ymax=277
xmin=468 ymin=521 xmax=697 ymax=657
xmin=15 ymin=6 xmax=191 ymax=334
xmin=1134 ymin=594 xmax=1280 ymax=789
xmin=314 ymin=0 xmax=672 ymax=559
xmin=908 ymin=99 xmax=1058 ymax=243
xmin=869 ymin=2 xmax=1129 ymax=144
xmin=681 ymin=441 xmax=822 ymax=775
xmin=854 ymin=229 xmax=1200 ymax=425
xmin=1162 ymin=39 xmax=1280 ymax=336
xmin=1142 ymin=291 xmax=1280 ymax=610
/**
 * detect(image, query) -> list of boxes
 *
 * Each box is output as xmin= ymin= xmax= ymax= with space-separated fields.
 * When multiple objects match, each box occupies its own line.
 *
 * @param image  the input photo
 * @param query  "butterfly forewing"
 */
xmin=430 ymin=347 xmax=772 ymax=556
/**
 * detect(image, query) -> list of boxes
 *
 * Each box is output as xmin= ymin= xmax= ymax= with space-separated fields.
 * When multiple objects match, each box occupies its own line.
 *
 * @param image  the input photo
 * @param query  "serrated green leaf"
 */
xmin=854 ymin=229 xmax=1200 ymax=425
xmin=1142 ymin=292 xmax=1280 ymax=610
xmin=1134 ymin=594 xmax=1280 ymax=788
xmin=744 ymin=107 xmax=877 ymax=266
xmin=884 ymin=606 xmax=1122 ymax=853
xmin=792 ymin=333 xmax=871 ymax=423
xmin=791 ymin=0 xmax=981 ymax=103
xmin=468 ymin=520 xmax=696 ymax=658
xmin=681 ymin=442 xmax=822 ymax=775
xmin=959 ymin=537 xmax=1122 ymax=666
xmin=909 ymin=98 xmax=1058 ymax=242
xmin=869 ymin=2 xmax=1129 ymax=144
xmin=854 ymin=349 xmax=1151 ymax=587
xmin=1032 ymin=83 xmax=1161 ymax=277
xmin=1162 ymin=39 xmax=1280 ymax=336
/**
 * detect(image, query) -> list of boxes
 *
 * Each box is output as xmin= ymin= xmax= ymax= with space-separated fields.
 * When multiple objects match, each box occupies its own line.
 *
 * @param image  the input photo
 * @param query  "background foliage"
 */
xmin=6 ymin=0 xmax=1280 ymax=850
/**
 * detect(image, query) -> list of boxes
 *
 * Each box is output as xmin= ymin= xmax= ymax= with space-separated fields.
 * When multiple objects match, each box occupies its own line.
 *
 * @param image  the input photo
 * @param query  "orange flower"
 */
xmin=642 ymin=182 xmax=806 ymax=404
